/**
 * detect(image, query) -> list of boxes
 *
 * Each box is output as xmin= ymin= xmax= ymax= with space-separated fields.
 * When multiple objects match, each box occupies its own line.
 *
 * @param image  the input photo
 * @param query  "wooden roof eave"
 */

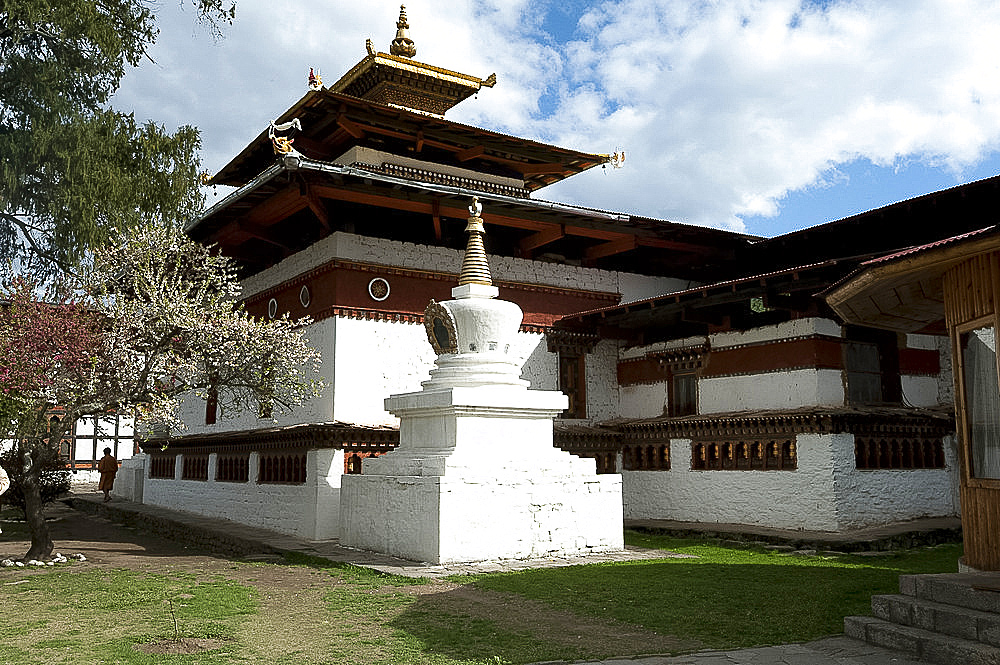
xmin=190 ymin=158 xmax=746 ymax=273
xmin=825 ymin=231 xmax=1000 ymax=331
xmin=208 ymin=89 xmax=608 ymax=189
xmin=558 ymin=260 xmax=848 ymax=330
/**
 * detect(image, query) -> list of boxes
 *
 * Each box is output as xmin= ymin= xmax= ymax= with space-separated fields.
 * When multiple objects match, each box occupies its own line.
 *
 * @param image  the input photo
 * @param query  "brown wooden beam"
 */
xmin=455 ymin=144 xmax=485 ymax=162
xmin=328 ymin=113 xmax=582 ymax=178
xmin=518 ymin=162 xmax=572 ymax=176
xmin=311 ymin=184 xmax=552 ymax=232
xmin=431 ymin=197 xmax=443 ymax=242
xmin=337 ymin=113 xmax=365 ymax=139
xmin=585 ymin=236 xmax=638 ymax=261
xmin=238 ymin=221 xmax=294 ymax=252
xmin=519 ymin=226 xmax=565 ymax=254
xmin=638 ymin=236 xmax=730 ymax=256
xmin=306 ymin=190 xmax=331 ymax=231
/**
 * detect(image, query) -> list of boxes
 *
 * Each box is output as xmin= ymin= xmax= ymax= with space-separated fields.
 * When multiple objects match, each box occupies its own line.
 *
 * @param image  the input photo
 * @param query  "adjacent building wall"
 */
xmin=141 ymin=450 xmax=344 ymax=540
xmin=622 ymin=433 xmax=958 ymax=530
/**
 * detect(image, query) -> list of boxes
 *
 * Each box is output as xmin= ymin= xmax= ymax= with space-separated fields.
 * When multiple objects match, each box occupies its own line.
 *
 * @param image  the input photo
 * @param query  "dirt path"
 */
xmin=1 ymin=501 xmax=691 ymax=661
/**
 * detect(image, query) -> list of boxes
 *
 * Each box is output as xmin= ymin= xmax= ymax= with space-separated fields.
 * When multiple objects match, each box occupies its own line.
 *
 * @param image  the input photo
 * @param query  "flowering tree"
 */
xmin=0 ymin=224 xmax=323 ymax=560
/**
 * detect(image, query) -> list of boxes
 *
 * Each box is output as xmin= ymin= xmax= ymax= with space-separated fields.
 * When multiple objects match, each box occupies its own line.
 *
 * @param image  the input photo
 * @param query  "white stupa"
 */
xmin=338 ymin=198 xmax=624 ymax=564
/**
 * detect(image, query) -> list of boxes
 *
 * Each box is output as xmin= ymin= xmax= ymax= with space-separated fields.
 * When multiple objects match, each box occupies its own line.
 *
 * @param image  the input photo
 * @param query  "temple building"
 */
xmin=121 ymin=8 xmax=984 ymax=558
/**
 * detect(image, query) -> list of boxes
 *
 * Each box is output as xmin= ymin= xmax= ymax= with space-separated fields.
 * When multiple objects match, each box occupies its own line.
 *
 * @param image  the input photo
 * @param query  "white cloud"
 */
xmin=112 ymin=0 xmax=1000 ymax=233
xmin=539 ymin=0 xmax=1000 ymax=229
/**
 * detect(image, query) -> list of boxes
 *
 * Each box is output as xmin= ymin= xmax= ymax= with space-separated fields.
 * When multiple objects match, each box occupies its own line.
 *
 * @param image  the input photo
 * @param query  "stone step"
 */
xmin=845 ymin=615 xmax=1000 ymax=665
xmin=872 ymin=593 xmax=1000 ymax=647
xmin=901 ymin=573 xmax=1000 ymax=614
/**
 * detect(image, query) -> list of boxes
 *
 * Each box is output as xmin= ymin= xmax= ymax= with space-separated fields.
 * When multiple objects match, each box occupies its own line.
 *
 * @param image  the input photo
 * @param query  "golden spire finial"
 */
xmin=390 ymin=5 xmax=417 ymax=58
xmin=458 ymin=197 xmax=493 ymax=287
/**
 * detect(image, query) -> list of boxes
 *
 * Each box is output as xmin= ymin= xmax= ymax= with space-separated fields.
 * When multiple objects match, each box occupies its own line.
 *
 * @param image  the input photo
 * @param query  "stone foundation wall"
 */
xmin=622 ymin=433 xmax=957 ymax=531
xmin=141 ymin=449 xmax=344 ymax=540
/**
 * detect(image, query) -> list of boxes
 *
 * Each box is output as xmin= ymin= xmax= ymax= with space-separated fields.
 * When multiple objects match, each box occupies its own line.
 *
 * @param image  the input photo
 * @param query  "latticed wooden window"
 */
xmin=216 ymin=455 xmax=250 ymax=482
xmin=149 ymin=455 xmax=176 ymax=479
xmin=671 ymin=372 xmax=697 ymax=416
xmin=182 ymin=454 xmax=209 ymax=481
xmin=258 ymin=452 xmax=307 ymax=484
xmin=559 ymin=354 xmax=587 ymax=419
xmin=205 ymin=386 xmax=218 ymax=425
xmin=691 ymin=440 xmax=797 ymax=471
xmin=854 ymin=437 xmax=945 ymax=470
xmin=622 ymin=444 xmax=670 ymax=470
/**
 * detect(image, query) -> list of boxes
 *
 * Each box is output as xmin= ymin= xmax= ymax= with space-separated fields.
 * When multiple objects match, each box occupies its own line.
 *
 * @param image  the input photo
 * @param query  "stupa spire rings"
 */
xmin=390 ymin=5 xmax=417 ymax=58
xmin=459 ymin=196 xmax=493 ymax=287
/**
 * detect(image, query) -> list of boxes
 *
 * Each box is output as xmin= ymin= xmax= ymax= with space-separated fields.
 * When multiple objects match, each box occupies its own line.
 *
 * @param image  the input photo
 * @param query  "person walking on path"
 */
xmin=97 ymin=448 xmax=117 ymax=502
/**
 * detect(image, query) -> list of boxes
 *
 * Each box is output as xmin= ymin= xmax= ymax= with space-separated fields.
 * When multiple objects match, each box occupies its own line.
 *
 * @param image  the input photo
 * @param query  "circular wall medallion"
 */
xmin=299 ymin=285 xmax=311 ymax=308
xmin=267 ymin=298 xmax=278 ymax=319
xmin=368 ymin=277 xmax=390 ymax=302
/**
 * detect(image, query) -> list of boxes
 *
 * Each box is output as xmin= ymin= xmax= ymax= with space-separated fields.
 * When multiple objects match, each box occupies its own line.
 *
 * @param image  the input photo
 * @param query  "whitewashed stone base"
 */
xmin=112 ymin=453 xmax=146 ymax=502
xmin=622 ymin=433 xmax=959 ymax=531
xmin=142 ymin=449 xmax=344 ymax=540
xmin=339 ymin=386 xmax=624 ymax=564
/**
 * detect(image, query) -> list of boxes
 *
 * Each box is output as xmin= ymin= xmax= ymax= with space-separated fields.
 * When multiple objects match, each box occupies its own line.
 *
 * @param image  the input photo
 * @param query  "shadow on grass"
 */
xmin=460 ymin=541 xmax=962 ymax=652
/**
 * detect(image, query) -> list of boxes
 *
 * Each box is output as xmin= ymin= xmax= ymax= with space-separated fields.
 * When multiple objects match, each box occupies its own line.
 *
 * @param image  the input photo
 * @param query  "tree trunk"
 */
xmin=21 ymin=445 xmax=53 ymax=561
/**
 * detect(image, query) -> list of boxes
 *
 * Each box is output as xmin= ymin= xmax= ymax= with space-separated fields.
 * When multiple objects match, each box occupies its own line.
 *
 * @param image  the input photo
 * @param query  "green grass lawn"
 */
xmin=0 ymin=531 xmax=963 ymax=665
xmin=469 ymin=531 xmax=964 ymax=650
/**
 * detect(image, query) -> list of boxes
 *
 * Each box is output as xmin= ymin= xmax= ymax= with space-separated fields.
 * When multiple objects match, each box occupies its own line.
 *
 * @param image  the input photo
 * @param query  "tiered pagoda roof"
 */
xmin=192 ymin=7 xmax=755 ymax=281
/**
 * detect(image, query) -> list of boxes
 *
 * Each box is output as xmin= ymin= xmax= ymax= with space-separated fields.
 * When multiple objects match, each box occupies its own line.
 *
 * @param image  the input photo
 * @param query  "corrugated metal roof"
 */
xmin=859 ymin=225 xmax=998 ymax=266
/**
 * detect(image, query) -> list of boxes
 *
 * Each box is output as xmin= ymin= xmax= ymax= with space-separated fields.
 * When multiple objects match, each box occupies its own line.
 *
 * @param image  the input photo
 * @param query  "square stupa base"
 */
xmin=338 ymin=386 xmax=624 ymax=564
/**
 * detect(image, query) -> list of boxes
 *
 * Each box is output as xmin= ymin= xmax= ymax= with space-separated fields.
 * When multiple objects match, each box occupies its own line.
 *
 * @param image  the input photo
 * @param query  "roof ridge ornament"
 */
xmin=390 ymin=5 xmax=417 ymax=58
xmin=308 ymin=67 xmax=323 ymax=91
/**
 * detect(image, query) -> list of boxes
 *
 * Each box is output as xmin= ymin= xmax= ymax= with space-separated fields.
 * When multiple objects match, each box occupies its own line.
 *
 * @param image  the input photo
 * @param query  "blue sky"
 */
xmin=113 ymin=0 xmax=1000 ymax=238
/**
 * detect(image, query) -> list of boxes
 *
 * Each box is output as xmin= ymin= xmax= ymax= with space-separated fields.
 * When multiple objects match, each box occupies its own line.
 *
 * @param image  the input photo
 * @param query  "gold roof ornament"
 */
xmin=390 ymin=5 xmax=417 ymax=58
xmin=308 ymin=67 xmax=323 ymax=91
xmin=330 ymin=6 xmax=496 ymax=117
xmin=458 ymin=197 xmax=493 ymax=287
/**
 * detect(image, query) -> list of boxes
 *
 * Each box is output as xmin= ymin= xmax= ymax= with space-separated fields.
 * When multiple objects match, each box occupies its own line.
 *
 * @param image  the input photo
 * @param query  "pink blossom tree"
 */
xmin=0 ymin=224 xmax=322 ymax=560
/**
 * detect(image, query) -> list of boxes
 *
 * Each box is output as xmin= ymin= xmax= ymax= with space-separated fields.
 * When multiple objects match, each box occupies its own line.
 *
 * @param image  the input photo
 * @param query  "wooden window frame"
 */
xmin=954 ymin=315 xmax=1000 ymax=489
xmin=670 ymin=371 xmax=698 ymax=417
xmin=558 ymin=353 xmax=587 ymax=419
xmin=843 ymin=326 xmax=902 ymax=406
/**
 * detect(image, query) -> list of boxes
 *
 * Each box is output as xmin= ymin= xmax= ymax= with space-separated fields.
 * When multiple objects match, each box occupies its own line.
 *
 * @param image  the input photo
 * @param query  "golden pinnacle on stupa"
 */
xmin=458 ymin=197 xmax=493 ymax=287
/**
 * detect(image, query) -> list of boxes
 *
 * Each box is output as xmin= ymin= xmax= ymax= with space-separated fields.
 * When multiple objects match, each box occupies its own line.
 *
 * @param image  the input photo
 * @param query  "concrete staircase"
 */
xmin=845 ymin=572 xmax=1000 ymax=665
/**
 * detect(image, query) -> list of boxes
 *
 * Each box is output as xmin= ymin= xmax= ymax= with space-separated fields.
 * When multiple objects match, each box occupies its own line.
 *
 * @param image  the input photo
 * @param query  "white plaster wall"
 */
xmin=142 ymin=449 xmax=344 ymax=540
xmin=699 ymin=369 xmax=845 ymax=413
xmin=937 ymin=335 xmax=955 ymax=407
xmin=831 ymin=433 xmax=959 ymax=528
xmin=901 ymin=376 xmax=939 ymax=408
xmin=584 ymin=339 xmax=621 ymax=422
xmin=622 ymin=433 xmax=959 ymax=530
xmin=239 ymin=231 xmax=688 ymax=304
xmin=340 ymin=385 xmax=623 ymax=563
xmin=520 ymin=334 xmax=558 ymax=391
xmin=111 ymin=453 xmax=146 ymax=502
xmin=618 ymin=319 xmax=849 ymax=418
xmin=619 ymin=383 xmax=669 ymax=419
xmin=177 ymin=317 xmax=336 ymax=436
xmin=330 ymin=317 xmax=435 ymax=426
xmin=330 ymin=318 xmax=560 ymax=426
xmin=902 ymin=333 xmax=951 ymax=408
xmin=905 ymin=333 xmax=941 ymax=351
xmin=622 ymin=435 xmax=841 ymax=530
xmin=620 ymin=334 xmax=709 ymax=361
xmin=710 ymin=318 xmax=843 ymax=348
